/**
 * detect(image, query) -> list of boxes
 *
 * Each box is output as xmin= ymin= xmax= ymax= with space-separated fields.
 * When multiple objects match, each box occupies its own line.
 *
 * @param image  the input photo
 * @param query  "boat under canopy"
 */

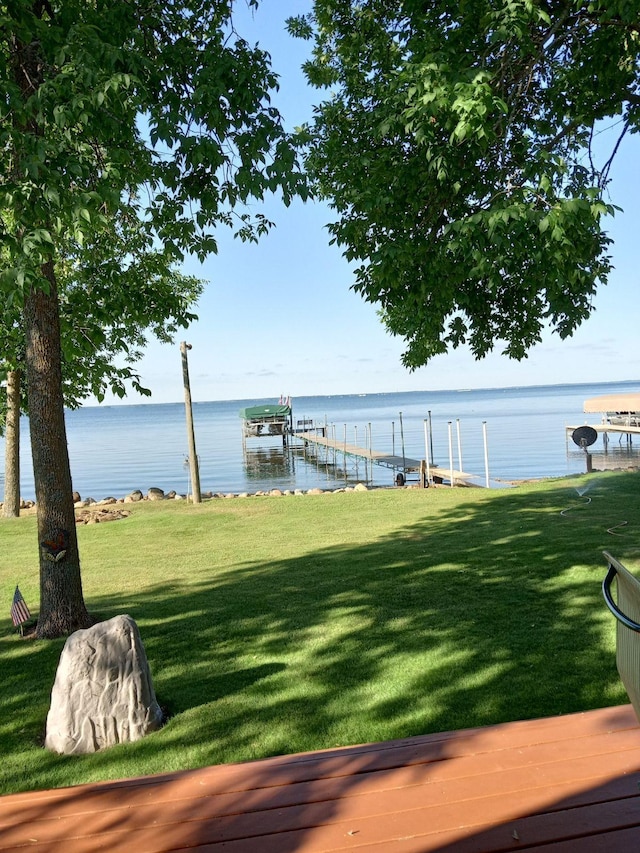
xmin=239 ymin=404 xmax=292 ymax=441
xmin=238 ymin=404 xmax=291 ymax=420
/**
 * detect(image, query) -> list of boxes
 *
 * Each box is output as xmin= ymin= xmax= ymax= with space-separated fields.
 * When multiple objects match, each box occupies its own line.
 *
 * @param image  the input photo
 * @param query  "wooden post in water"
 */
xmin=180 ymin=342 xmax=201 ymax=504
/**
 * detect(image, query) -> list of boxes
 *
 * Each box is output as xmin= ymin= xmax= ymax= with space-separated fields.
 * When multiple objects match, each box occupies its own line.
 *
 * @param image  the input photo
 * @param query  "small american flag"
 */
xmin=11 ymin=586 xmax=31 ymax=627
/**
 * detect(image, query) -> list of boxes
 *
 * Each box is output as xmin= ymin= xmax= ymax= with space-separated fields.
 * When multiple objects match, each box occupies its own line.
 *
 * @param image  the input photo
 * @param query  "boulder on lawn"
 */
xmin=45 ymin=614 xmax=163 ymax=755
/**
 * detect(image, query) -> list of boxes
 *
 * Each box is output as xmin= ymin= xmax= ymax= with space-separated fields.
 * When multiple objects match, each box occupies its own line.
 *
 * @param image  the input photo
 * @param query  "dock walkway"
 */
xmin=566 ymin=424 xmax=640 ymax=442
xmin=1 ymin=705 xmax=639 ymax=851
xmin=293 ymin=431 xmax=475 ymax=486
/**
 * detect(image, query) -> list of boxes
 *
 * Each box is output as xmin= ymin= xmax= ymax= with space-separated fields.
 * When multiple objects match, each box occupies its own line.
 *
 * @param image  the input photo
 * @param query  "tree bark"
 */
xmin=24 ymin=260 xmax=91 ymax=638
xmin=2 ymin=370 xmax=22 ymax=518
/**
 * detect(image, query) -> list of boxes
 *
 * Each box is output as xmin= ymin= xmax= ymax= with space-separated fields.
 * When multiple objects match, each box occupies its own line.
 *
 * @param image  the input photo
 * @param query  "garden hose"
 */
xmin=560 ymin=492 xmax=629 ymax=536
xmin=560 ymin=496 xmax=591 ymax=515
xmin=607 ymin=521 xmax=629 ymax=536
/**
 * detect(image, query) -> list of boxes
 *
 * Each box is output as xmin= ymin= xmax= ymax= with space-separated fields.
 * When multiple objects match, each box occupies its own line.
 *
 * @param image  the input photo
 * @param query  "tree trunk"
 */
xmin=23 ymin=260 xmax=91 ymax=638
xmin=2 ymin=370 xmax=21 ymax=518
xmin=10 ymin=12 xmax=91 ymax=638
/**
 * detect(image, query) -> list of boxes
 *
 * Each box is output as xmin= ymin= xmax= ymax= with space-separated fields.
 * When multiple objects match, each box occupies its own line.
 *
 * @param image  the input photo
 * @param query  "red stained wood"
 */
xmin=1 ymin=705 xmax=639 ymax=852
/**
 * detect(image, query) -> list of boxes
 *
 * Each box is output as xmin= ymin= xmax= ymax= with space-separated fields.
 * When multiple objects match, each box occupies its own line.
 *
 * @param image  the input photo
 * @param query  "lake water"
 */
xmin=2 ymin=380 xmax=639 ymax=501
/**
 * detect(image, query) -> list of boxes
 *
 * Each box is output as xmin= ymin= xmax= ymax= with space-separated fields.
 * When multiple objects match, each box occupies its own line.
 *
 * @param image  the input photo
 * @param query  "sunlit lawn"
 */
xmin=1 ymin=470 xmax=638 ymax=795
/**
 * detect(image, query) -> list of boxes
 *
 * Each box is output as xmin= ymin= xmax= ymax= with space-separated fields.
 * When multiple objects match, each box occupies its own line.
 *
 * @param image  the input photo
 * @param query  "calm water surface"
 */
xmin=2 ymin=380 xmax=639 ymax=501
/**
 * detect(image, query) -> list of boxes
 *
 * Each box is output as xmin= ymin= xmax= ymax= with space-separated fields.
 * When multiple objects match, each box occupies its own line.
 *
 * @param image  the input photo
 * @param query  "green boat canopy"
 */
xmin=239 ymin=404 xmax=291 ymax=420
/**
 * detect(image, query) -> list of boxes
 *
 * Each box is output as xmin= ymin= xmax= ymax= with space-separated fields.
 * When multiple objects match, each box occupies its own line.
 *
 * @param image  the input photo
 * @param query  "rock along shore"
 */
xmin=3 ymin=481 xmax=408 ymax=519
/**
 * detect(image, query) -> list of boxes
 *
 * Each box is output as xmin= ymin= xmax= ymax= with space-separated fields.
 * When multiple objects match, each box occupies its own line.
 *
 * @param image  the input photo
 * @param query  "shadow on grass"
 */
xmin=1 ymin=471 xmax=637 ymax=796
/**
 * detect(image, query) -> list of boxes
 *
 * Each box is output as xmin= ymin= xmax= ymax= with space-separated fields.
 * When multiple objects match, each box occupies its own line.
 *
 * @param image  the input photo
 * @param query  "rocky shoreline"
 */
xmin=3 ymin=482 xmax=382 ymax=521
xmin=85 ymin=481 xmax=374 ymax=505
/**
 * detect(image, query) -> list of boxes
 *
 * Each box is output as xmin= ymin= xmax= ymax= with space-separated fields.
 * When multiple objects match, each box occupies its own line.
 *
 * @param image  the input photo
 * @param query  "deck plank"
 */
xmin=1 ymin=705 xmax=639 ymax=852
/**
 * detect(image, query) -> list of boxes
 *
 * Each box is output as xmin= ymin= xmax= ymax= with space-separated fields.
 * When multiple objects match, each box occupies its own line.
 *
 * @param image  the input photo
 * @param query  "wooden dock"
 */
xmin=293 ymin=431 xmax=475 ymax=486
xmin=1 ymin=705 xmax=639 ymax=851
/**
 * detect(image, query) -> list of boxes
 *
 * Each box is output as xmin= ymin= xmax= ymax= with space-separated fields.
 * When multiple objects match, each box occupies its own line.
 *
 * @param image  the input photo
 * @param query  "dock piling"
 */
xmin=423 ymin=419 xmax=432 ymax=486
xmin=399 ymin=411 xmax=407 ymax=477
xmin=483 ymin=421 xmax=490 ymax=488
xmin=448 ymin=421 xmax=454 ymax=488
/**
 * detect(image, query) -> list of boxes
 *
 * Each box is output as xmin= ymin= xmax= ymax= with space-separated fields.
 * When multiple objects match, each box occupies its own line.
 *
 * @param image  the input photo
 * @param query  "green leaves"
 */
xmin=1 ymin=0 xmax=309 ymax=298
xmin=0 ymin=0 xmax=313 ymax=417
xmin=296 ymin=0 xmax=637 ymax=367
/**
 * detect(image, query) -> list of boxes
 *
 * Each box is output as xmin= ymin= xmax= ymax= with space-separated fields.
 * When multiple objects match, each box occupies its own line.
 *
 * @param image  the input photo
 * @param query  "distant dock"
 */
xmin=570 ymin=393 xmax=640 ymax=447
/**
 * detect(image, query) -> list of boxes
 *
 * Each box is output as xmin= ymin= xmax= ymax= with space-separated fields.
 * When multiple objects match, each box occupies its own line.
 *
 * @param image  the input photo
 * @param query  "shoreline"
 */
xmin=2 ymin=480 xmax=472 ymax=519
xmin=4 ymin=464 xmax=638 ymax=520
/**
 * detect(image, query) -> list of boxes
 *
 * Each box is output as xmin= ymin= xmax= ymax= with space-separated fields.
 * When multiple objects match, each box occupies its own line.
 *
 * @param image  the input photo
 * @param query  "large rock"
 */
xmin=45 ymin=615 xmax=163 ymax=755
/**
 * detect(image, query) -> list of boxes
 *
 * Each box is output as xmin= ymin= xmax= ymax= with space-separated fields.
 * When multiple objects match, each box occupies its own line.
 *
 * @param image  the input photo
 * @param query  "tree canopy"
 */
xmin=290 ymin=0 xmax=639 ymax=367
xmin=2 ymin=0 xmax=307 ymax=294
xmin=1 ymin=0 xmax=308 ymax=637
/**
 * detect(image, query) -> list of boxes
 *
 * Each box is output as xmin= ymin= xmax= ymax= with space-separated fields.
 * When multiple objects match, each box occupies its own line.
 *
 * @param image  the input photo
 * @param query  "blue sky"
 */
xmin=98 ymin=1 xmax=639 ymax=405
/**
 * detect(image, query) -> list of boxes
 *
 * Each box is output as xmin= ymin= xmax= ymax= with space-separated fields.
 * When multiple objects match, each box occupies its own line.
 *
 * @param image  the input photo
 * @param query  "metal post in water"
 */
xmin=399 ymin=411 xmax=406 ymax=476
xmin=483 ymin=421 xmax=490 ymax=488
xmin=286 ymin=401 xmax=292 ymax=446
xmin=423 ymin=419 xmax=431 ymax=486
xmin=448 ymin=421 xmax=454 ymax=487
xmin=343 ymin=424 xmax=348 ymax=481
xmin=180 ymin=342 xmax=201 ymax=504
xmin=428 ymin=410 xmax=434 ymax=464
xmin=354 ymin=428 xmax=359 ymax=479
xmin=456 ymin=419 xmax=463 ymax=473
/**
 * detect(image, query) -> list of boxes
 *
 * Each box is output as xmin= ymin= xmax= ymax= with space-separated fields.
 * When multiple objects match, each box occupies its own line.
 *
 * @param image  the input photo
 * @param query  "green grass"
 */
xmin=1 ymin=470 xmax=639 ymax=795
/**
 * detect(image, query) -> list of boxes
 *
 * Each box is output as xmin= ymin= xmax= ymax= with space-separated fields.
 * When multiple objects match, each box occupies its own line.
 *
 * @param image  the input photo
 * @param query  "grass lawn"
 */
xmin=1 ymin=470 xmax=638 ymax=795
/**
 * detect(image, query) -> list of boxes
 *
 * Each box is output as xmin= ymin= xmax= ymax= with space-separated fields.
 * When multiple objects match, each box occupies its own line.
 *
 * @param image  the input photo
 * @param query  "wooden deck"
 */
xmin=1 ymin=705 xmax=640 ymax=852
